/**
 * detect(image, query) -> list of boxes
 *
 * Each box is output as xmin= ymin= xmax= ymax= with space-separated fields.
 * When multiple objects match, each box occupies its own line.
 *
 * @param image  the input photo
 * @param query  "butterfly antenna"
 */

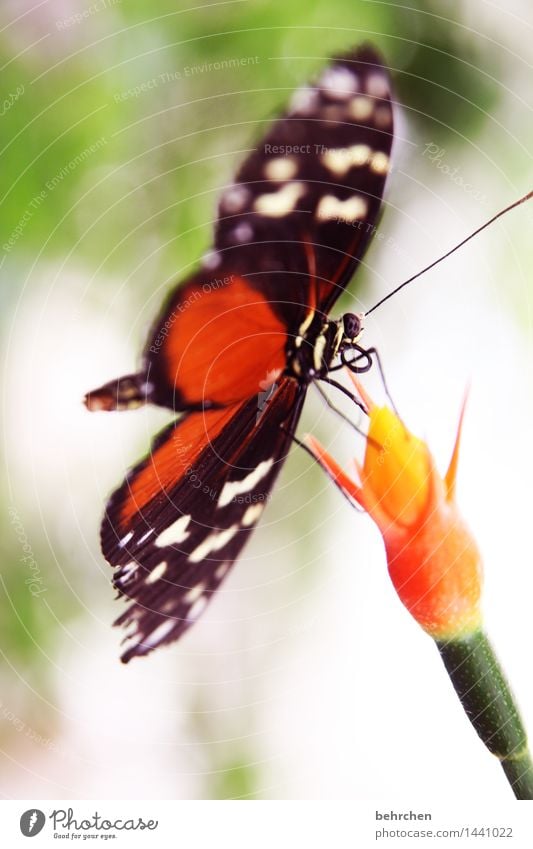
xmin=365 ymin=190 xmax=532 ymax=317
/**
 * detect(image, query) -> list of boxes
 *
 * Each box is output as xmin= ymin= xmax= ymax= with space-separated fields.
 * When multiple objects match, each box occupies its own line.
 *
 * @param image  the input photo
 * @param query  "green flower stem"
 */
xmin=436 ymin=629 xmax=533 ymax=800
xmin=500 ymin=750 xmax=533 ymax=801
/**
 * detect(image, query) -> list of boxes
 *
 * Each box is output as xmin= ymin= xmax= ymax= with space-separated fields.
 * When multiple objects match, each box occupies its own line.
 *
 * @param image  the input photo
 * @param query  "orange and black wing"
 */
xmin=88 ymin=47 xmax=393 ymax=414
xmin=102 ymin=378 xmax=304 ymax=662
xmin=137 ymin=45 xmax=394 ymax=411
xmin=143 ymin=272 xmax=290 ymax=410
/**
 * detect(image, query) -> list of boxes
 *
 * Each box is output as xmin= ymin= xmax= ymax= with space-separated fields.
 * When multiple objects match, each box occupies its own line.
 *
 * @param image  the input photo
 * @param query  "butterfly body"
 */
xmin=287 ymin=309 xmax=364 ymax=381
xmin=86 ymin=45 xmax=394 ymax=661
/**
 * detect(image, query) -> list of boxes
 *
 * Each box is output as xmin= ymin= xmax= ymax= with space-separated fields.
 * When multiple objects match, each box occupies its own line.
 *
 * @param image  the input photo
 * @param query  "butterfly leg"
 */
xmin=313 ymin=380 xmax=367 ymax=435
xmin=340 ymin=343 xmax=373 ymax=374
xmin=342 ymin=344 xmax=401 ymax=420
xmin=317 ymin=375 xmax=368 ymax=415
xmin=279 ymin=424 xmax=365 ymax=512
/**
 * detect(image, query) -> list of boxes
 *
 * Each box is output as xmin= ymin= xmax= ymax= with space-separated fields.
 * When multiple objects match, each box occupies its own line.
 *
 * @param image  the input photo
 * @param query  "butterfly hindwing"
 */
xmin=101 ymin=378 xmax=305 ymax=661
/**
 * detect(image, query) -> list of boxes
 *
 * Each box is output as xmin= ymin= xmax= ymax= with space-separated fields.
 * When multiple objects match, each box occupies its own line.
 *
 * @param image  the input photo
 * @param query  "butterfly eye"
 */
xmin=343 ymin=312 xmax=362 ymax=339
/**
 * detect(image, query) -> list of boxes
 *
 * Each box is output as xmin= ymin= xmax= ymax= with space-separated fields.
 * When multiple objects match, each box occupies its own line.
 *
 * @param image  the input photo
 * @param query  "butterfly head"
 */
xmin=341 ymin=312 xmax=364 ymax=344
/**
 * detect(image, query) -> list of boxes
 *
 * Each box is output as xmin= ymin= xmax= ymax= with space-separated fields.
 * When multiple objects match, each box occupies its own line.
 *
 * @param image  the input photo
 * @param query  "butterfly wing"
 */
xmin=102 ymin=377 xmax=304 ymax=662
xmin=212 ymin=44 xmax=394 ymax=312
xmin=88 ymin=47 xmax=393 ymax=415
xmin=143 ymin=271 xmax=289 ymax=410
xmin=139 ymin=45 xmax=394 ymax=410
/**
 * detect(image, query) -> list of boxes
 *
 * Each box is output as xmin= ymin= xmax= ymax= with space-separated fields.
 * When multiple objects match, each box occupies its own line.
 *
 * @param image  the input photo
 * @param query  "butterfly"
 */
xmin=85 ymin=45 xmax=394 ymax=662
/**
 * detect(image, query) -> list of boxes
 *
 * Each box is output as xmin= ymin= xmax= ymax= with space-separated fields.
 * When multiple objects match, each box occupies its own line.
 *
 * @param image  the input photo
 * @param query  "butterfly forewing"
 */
xmin=144 ymin=271 xmax=289 ymax=410
xmin=142 ymin=46 xmax=393 ymax=412
xmin=212 ymin=45 xmax=394 ymax=312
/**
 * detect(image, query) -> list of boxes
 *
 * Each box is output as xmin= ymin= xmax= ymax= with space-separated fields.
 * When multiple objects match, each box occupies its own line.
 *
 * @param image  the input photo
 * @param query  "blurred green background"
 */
xmin=1 ymin=0 xmax=531 ymax=800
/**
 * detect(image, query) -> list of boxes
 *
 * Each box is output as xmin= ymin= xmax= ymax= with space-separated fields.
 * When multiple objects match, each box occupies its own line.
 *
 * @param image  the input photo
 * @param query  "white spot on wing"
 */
xmin=185 ymin=582 xmax=206 ymax=604
xmin=230 ymin=221 xmax=253 ymax=243
xmin=212 ymin=525 xmax=240 ymax=551
xmin=188 ymin=538 xmax=212 ymax=565
xmin=145 ymin=560 xmax=168 ymax=584
xmin=221 ymin=185 xmax=251 ymax=213
xmin=290 ymin=85 xmax=318 ymax=115
xmin=218 ymin=459 xmax=274 ymax=508
xmin=155 ymin=514 xmax=191 ymax=548
xmin=143 ymin=619 xmax=175 ymax=649
xmin=138 ymin=528 xmax=155 ymax=545
xmin=254 ymin=183 xmax=306 ymax=218
xmin=188 ymin=595 xmax=208 ymax=621
xmin=119 ymin=561 xmax=137 ymax=584
xmin=321 ymin=144 xmax=372 ymax=175
xmin=202 ymin=250 xmax=222 ymax=270
xmin=316 ymin=194 xmax=368 ymax=223
xmin=370 ymin=151 xmax=390 ymax=175
xmin=319 ymin=66 xmax=359 ymax=101
xmin=242 ymin=503 xmax=264 ymax=527
xmin=349 ymin=95 xmax=373 ymax=121
xmin=215 ymin=561 xmax=230 ymax=579
xmin=264 ymin=157 xmax=297 ymax=181
xmin=119 ymin=531 xmax=133 ymax=548
xmin=366 ymin=72 xmax=389 ymax=98
xmin=188 ymin=524 xmax=240 ymax=563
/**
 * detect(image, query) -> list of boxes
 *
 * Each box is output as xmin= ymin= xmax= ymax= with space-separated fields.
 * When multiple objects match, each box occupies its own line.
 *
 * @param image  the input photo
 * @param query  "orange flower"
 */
xmin=307 ymin=384 xmax=483 ymax=640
